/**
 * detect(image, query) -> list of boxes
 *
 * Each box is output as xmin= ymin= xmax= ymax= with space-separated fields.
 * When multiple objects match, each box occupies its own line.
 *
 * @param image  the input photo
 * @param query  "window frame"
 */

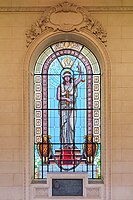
xmin=33 ymin=41 xmax=102 ymax=180
xmin=23 ymin=32 xmax=111 ymax=200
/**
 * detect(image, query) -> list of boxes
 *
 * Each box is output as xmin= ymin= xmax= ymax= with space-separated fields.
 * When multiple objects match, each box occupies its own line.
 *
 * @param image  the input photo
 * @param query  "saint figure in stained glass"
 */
xmin=56 ymin=62 xmax=82 ymax=147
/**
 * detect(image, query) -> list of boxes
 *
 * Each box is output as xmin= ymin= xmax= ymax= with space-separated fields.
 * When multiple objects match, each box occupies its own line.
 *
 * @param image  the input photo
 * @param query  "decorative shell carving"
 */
xmin=26 ymin=1 xmax=107 ymax=47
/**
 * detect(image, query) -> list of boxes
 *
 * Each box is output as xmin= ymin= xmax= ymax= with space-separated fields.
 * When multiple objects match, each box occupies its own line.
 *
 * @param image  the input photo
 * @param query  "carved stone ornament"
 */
xmin=26 ymin=1 xmax=107 ymax=47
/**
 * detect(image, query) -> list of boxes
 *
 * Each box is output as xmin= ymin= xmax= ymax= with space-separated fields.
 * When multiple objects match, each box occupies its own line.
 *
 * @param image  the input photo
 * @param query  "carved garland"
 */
xmin=26 ymin=2 xmax=107 ymax=47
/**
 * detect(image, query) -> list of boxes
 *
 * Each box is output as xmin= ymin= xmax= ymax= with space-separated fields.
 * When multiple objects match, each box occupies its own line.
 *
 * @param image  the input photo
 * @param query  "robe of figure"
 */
xmin=59 ymin=82 xmax=77 ymax=146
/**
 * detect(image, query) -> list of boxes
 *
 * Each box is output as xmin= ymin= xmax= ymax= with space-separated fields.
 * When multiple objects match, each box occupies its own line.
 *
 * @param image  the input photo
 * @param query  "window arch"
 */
xmin=34 ymin=41 xmax=101 ymax=180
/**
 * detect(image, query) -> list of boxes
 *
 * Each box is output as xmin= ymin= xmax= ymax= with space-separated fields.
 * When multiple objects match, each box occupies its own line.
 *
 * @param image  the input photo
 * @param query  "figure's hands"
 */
xmin=66 ymin=98 xmax=73 ymax=103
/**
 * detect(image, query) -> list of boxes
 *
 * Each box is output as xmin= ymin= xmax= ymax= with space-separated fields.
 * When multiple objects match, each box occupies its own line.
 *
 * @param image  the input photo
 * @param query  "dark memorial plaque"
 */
xmin=52 ymin=179 xmax=83 ymax=196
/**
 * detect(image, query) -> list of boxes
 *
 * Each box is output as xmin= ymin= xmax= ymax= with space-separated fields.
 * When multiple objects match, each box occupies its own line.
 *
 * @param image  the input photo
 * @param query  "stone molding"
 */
xmin=0 ymin=6 xmax=133 ymax=12
xmin=25 ymin=2 xmax=107 ymax=47
xmin=31 ymin=173 xmax=104 ymax=199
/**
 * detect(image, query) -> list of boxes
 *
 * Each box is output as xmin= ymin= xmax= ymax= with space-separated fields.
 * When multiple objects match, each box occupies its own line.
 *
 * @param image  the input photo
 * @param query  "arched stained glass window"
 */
xmin=34 ymin=41 xmax=101 ymax=180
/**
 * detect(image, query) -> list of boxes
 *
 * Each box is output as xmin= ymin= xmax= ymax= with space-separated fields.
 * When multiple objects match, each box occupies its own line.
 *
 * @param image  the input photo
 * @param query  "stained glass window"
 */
xmin=34 ymin=41 xmax=101 ymax=180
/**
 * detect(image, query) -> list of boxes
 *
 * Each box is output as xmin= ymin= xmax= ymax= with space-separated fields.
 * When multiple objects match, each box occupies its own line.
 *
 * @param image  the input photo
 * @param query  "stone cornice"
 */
xmin=0 ymin=6 xmax=133 ymax=12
